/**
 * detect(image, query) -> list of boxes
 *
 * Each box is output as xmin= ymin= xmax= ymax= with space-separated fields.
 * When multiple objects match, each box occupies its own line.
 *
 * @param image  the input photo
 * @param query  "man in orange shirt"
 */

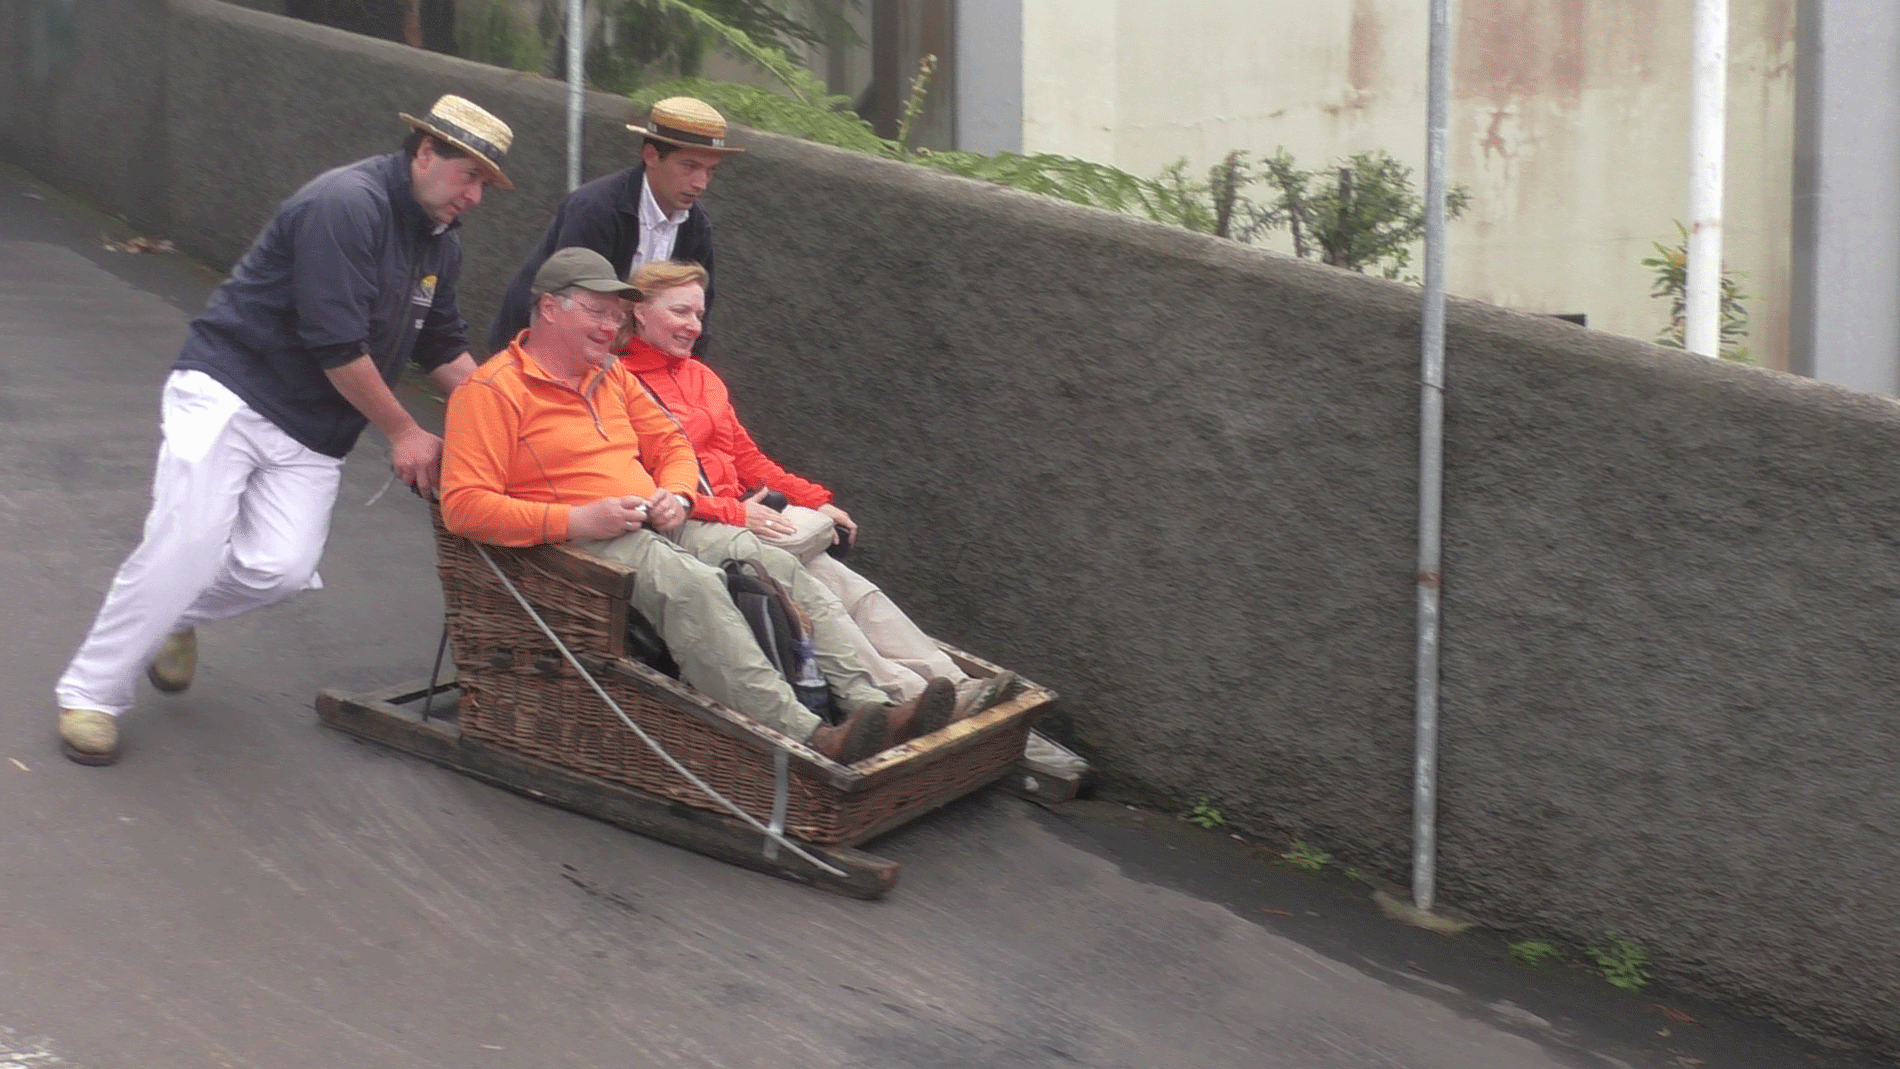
xmin=441 ymin=249 xmax=950 ymax=764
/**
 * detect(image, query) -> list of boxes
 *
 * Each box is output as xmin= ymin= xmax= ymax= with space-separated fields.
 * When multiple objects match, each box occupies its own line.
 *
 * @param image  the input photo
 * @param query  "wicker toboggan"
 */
xmin=430 ymin=508 xmax=1052 ymax=847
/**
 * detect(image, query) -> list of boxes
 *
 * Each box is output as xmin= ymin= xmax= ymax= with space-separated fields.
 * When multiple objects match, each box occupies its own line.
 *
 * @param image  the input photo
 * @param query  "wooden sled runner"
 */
xmin=316 ymin=514 xmax=1082 ymax=898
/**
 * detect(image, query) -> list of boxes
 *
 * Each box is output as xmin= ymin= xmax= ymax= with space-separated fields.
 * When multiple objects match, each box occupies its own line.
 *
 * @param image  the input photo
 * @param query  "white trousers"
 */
xmin=763 ymin=506 xmax=969 ymax=702
xmin=55 ymin=371 xmax=344 ymax=715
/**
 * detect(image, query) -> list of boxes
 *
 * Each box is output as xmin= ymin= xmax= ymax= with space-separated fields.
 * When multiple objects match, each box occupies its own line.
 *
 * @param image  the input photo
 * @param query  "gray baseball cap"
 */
xmin=531 ymin=247 xmax=637 ymax=297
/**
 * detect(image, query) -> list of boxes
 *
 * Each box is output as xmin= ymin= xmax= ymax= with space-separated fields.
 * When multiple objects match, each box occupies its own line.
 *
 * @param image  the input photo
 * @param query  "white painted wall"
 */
xmin=1010 ymin=0 xmax=1797 ymax=369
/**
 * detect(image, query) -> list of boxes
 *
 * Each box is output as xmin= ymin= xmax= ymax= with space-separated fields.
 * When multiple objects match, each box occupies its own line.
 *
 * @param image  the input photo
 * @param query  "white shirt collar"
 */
xmin=639 ymin=175 xmax=689 ymax=230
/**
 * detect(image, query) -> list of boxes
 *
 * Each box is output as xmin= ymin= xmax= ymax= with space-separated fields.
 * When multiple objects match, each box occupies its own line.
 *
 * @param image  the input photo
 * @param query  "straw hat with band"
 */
xmin=400 ymin=94 xmax=516 ymax=190
xmin=629 ymin=97 xmax=745 ymax=155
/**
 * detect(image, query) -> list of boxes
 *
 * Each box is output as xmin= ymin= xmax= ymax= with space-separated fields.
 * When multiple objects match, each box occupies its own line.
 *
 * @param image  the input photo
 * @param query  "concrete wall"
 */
xmin=5 ymin=0 xmax=1900 ymax=1052
xmin=1014 ymin=0 xmax=1797 ymax=371
xmin=0 ymin=0 xmax=174 ymax=233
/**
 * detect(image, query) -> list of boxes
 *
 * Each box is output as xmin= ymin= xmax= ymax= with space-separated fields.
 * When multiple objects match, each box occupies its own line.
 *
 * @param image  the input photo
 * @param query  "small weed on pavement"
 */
xmin=1282 ymin=841 xmax=1332 ymax=870
xmin=1590 ymin=933 xmax=1652 ymax=991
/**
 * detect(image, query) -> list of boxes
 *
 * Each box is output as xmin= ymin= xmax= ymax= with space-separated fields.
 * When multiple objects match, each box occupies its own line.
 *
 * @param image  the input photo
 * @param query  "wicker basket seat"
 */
xmin=431 ymin=509 xmax=1051 ymax=847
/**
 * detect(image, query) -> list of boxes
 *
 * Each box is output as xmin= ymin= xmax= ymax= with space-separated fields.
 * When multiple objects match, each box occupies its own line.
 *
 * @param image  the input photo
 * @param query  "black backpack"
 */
xmin=618 ymin=558 xmax=835 ymax=720
xmin=721 ymin=558 xmax=833 ymax=718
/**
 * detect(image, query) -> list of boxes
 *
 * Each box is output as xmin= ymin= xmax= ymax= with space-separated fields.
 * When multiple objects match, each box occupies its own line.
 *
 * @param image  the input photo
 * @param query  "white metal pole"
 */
xmin=566 ymin=0 xmax=585 ymax=192
xmin=1412 ymin=0 xmax=1452 ymax=914
xmin=1685 ymin=0 xmax=1728 ymax=358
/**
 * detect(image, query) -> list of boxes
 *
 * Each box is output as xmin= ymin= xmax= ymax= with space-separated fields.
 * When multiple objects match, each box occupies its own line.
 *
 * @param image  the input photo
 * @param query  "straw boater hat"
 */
xmin=400 ymin=94 xmax=515 ymax=190
xmin=629 ymin=97 xmax=745 ymax=155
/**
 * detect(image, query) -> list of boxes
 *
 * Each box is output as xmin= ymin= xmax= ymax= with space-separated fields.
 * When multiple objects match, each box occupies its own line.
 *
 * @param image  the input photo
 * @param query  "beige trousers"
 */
xmin=574 ymin=521 xmax=884 ymax=739
xmin=762 ymin=506 xmax=969 ymax=702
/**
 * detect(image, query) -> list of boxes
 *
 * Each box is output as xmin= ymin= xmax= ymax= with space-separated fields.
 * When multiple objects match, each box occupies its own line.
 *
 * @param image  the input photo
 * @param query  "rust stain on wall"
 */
xmin=1456 ymin=0 xmax=1587 ymax=105
xmin=1757 ymin=0 xmax=1798 ymax=80
xmin=1347 ymin=0 xmax=1386 ymax=93
xmin=1480 ymin=107 xmax=1513 ymax=159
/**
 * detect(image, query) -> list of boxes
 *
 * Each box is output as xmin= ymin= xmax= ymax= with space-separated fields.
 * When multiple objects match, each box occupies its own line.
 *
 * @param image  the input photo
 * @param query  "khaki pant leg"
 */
xmin=791 ymin=562 xmax=928 ymax=703
xmin=760 ymin=505 xmax=836 ymax=562
xmin=575 ymin=530 xmax=820 ymax=739
xmin=673 ymin=521 xmax=888 ymax=709
xmin=803 ymin=553 xmax=968 ymax=687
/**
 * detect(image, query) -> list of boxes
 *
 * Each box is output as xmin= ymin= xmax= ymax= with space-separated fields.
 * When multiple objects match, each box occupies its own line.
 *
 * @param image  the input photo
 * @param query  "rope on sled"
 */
xmin=473 ymin=542 xmax=844 ymax=878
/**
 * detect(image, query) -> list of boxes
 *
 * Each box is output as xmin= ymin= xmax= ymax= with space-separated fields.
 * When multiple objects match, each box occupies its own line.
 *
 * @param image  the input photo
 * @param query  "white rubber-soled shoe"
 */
xmin=952 ymin=671 xmax=1021 ymax=722
xmin=146 ymin=629 xmax=197 ymax=694
xmin=59 ymin=709 xmax=120 ymax=766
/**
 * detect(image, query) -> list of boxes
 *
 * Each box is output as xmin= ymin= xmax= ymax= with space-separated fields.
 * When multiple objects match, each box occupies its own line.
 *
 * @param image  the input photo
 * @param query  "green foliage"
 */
xmin=1281 ymin=841 xmax=1332 ymax=870
xmin=1641 ymin=221 xmax=1752 ymax=363
xmin=1270 ymin=149 xmax=1471 ymax=277
xmin=893 ymin=53 xmax=936 ymax=152
xmin=560 ymin=4 xmax=1419 ymax=246
xmin=1588 ymin=934 xmax=1652 ymax=991
xmin=455 ymin=0 xmax=544 ymax=73
xmin=1507 ymin=939 xmax=1562 ymax=968
xmin=915 ymin=149 xmax=1205 ymax=225
xmin=1156 ymin=148 xmax=1470 ymax=279
xmin=1186 ymin=799 xmax=1226 ymax=830
xmin=627 ymin=23 xmax=1201 ymax=226
xmin=632 ymin=0 xmax=847 ymax=97
xmin=1157 ymin=151 xmax=1269 ymax=240
xmin=601 ymin=2 xmax=1202 ymax=224
xmin=1152 ymin=159 xmax=1219 ymax=234
xmin=471 ymin=0 xmax=853 ymax=82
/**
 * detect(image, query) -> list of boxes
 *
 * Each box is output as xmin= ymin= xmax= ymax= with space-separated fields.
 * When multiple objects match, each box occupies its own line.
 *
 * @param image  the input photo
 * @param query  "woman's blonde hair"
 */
xmin=629 ymin=260 xmax=709 ymax=301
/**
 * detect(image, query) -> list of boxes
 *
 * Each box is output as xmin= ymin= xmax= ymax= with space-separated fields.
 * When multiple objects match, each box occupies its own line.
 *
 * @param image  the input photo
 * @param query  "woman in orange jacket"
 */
xmin=618 ymin=261 xmax=1015 ymax=716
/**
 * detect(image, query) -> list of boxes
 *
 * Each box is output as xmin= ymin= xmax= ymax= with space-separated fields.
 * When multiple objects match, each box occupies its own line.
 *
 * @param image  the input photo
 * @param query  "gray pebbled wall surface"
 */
xmin=5 ymin=0 xmax=1899 ymax=1052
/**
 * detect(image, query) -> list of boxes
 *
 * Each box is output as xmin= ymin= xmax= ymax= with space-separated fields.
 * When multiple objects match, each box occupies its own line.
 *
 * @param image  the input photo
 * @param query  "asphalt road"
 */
xmin=0 ymin=161 xmax=1886 ymax=1069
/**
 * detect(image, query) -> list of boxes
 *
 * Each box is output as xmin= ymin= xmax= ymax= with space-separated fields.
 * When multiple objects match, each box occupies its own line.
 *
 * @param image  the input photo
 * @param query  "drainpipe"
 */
xmin=566 ymin=0 xmax=586 ymax=192
xmin=1685 ymin=0 xmax=1728 ymax=357
xmin=1412 ymin=0 xmax=1452 ymax=914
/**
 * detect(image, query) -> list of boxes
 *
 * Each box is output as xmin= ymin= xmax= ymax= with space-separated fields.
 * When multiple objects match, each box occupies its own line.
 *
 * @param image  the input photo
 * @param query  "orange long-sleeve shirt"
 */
xmin=618 ymin=337 xmax=832 ymax=528
xmin=440 ymin=337 xmax=701 ymax=547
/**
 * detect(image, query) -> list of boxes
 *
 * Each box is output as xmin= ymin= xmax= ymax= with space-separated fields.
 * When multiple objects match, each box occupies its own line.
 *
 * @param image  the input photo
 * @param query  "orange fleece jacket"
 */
xmin=619 ymin=337 xmax=832 ymax=528
xmin=440 ymin=337 xmax=701 ymax=546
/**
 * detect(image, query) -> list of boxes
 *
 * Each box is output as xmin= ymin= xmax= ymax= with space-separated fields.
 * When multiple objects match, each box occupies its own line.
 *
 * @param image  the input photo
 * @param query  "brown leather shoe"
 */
xmin=59 ymin=708 xmax=120 ymax=766
xmin=883 ymin=677 xmax=956 ymax=746
xmin=807 ymin=705 xmax=888 ymax=766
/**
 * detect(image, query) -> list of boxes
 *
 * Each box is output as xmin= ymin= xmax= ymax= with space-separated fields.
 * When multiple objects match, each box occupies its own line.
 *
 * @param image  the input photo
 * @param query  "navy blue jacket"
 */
xmin=174 ymin=152 xmax=470 ymax=458
xmin=487 ymin=164 xmax=714 ymax=353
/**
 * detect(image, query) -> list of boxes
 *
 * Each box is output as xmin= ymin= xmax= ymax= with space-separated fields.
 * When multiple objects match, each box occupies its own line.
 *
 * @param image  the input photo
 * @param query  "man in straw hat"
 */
xmin=54 ymin=94 xmax=514 ymax=766
xmin=444 ymin=248 xmax=954 ymax=766
xmin=487 ymin=97 xmax=741 ymax=353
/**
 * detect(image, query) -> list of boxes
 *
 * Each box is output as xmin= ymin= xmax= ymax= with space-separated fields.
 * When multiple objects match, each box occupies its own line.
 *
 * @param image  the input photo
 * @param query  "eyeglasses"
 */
xmin=560 ymin=294 xmax=627 ymax=326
